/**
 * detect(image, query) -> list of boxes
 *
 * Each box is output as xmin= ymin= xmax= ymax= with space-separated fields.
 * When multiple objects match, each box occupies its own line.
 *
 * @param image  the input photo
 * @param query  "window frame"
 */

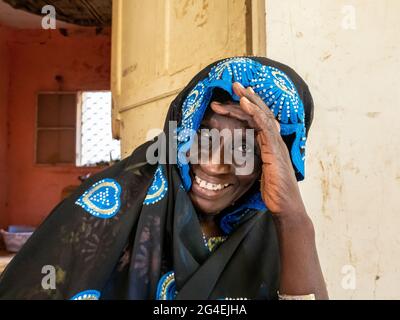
xmin=34 ymin=90 xmax=116 ymax=168
xmin=34 ymin=91 xmax=79 ymax=167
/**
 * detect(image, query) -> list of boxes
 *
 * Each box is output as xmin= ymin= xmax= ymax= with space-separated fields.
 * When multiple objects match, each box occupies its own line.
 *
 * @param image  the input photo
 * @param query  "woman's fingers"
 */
xmin=210 ymin=101 xmax=257 ymax=128
xmin=210 ymin=101 xmax=229 ymax=115
xmin=233 ymin=82 xmax=281 ymax=132
xmin=232 ymin=82 xmax=247 ymax=98
xmin=225 ymin=83 xmax=286 ymax=163
xmin=233 ymin=82 xmax=269 ymax=112
xmin=239 ymin=96 xmax=281 ymax=136
xmin=238 ymin=94 xmax=290 ymax=167
xmin=211 ymin=83 xmax=281 ymax=142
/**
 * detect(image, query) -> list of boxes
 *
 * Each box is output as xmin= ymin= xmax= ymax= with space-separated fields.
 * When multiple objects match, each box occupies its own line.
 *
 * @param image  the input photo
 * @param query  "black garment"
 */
xmin=0 ymin=56 xmax=313 ymax=300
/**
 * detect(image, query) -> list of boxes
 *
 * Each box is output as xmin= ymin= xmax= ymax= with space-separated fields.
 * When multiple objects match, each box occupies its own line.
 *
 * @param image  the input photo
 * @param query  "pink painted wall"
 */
xmin=4 ymin=27 xmax=111 ymax=227
xmin=0 ymin=24 xmax=10 ymax=229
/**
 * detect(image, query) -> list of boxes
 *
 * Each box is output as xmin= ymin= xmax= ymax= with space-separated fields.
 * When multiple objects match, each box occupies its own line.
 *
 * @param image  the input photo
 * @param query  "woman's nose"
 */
xmin=200 ymin=143 xmax=232 ymax=175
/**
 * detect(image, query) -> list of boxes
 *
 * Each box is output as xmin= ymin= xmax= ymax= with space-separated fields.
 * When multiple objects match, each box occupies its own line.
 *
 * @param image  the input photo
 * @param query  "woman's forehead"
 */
xmin=201 ymin=106 xmax=249 ymax=131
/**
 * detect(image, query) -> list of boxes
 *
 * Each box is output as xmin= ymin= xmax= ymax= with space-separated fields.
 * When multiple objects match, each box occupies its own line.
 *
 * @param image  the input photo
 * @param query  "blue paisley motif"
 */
xmin=143 ymin=166 xmax=168 ymax=205
xmin=156 ymin=271 xmax=176 ymax=300
xmin=75 ymin=178 xmax=122 ymax=219
xmin=70 ymin=290 xmax=101 ymax=300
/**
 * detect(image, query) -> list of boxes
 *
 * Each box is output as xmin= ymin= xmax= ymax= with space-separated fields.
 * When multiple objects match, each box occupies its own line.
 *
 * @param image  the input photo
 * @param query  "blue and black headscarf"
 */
xmin=175 ymin=57 xmax=313 ymax=235
xmin=0 ymin=57 xmax=313 ymax=300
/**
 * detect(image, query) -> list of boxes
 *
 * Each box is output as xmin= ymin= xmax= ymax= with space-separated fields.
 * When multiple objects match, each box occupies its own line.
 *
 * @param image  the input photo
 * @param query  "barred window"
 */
xmin=77 ymin=91 xmax=121 ymax=166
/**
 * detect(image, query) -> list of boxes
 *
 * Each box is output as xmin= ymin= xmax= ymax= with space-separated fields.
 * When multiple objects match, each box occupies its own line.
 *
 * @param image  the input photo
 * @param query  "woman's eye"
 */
xmin=199 ymin=133 xmax=211 ymax=142
xmin=237 ymin=144 xmax=252 ymax=154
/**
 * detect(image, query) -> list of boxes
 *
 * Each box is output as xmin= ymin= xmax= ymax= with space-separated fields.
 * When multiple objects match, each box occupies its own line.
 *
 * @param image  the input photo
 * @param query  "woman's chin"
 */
xmin=189 ymin=192 xmax=224 ymax=216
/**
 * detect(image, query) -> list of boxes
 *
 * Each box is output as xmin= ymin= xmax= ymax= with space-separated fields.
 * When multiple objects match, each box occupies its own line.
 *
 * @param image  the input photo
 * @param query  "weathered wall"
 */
xmin=4 ymin=28 xmax=111 ymax=227
xmin=112 ymin=0 xmax=255 ymax=157
xmin=0 ymin=24 xmax=10 ymax=229
xmin=266 ymin=0 xmax=400 ymax=299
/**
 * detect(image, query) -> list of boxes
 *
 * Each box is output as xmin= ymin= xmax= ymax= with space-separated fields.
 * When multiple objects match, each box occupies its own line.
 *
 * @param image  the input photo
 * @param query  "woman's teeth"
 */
xmin=194 ymin=175 xmax=229 ymax=191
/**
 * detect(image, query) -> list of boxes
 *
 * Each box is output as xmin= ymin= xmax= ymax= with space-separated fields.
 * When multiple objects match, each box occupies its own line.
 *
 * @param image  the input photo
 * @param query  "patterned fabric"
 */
xmin=143 ymin=166 xmax=168 ymax=205
xmin=155 ymin=271 xmax=177 ymax=300
xmin=220 ymin=193 xmax=267 ymax=234
xmin=203 ymin=235 xmax=228 ymax=252
xmin=70 ymin=290 xmax=101 ymax=300
xmin=75 ymin=178 xmax=122 ymax=219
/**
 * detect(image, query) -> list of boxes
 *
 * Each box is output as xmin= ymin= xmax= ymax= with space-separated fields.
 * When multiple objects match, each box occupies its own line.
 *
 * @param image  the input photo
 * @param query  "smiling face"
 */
xmin=188 ymin=101 xmax=262 ymax=216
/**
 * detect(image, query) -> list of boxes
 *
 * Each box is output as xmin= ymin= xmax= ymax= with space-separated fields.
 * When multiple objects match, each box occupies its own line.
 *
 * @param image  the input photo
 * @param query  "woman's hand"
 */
xmin=211 ymin=82 xmax=307 ymax=219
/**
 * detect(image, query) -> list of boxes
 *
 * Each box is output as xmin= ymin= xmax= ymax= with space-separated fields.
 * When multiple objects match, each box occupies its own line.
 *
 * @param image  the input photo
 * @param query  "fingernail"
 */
xmin=248 ymin=87 xmax=255 ymax=94
xmin=274 ymin=120 xmax=281 ymax=132
xmin=242 ymin=96 xmax=250 ymax=103
xmin=211 ymin=101 xmax=221 ymax=105
xmin=236 ymin=82 xmax=244 ymax=88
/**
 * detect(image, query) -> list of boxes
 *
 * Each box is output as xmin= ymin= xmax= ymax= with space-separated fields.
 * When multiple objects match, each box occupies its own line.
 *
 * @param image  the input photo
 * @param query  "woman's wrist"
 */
xmin=272 ymin=208 xmax=315 ymax=238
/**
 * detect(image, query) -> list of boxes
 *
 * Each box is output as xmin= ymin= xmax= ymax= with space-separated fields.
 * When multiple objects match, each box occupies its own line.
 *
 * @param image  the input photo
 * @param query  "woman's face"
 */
xmin=188 ymin=100 xmax=261 ymax=215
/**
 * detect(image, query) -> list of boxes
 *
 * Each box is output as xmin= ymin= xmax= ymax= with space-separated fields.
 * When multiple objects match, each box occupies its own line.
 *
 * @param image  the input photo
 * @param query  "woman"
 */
xmin=0 ymin=56 xmax=328 ymax=300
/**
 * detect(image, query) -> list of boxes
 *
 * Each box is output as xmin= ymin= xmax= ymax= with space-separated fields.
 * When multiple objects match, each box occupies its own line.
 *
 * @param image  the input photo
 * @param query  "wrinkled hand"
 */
xmin=210 ymin=82 xmax=307 ymax=218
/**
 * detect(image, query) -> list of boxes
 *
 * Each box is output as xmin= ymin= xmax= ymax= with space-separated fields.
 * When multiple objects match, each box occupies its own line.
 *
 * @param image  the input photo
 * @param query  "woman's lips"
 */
xmin=190 ymin=174 xmax=233 ymax=200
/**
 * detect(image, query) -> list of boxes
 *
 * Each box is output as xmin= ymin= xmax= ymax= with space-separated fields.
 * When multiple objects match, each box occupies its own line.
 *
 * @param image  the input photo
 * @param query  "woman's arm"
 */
xmin=231 ymin=82 xmax=329 ymax=300
xmin=273 ymin=211 xmax=328 ymax=299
